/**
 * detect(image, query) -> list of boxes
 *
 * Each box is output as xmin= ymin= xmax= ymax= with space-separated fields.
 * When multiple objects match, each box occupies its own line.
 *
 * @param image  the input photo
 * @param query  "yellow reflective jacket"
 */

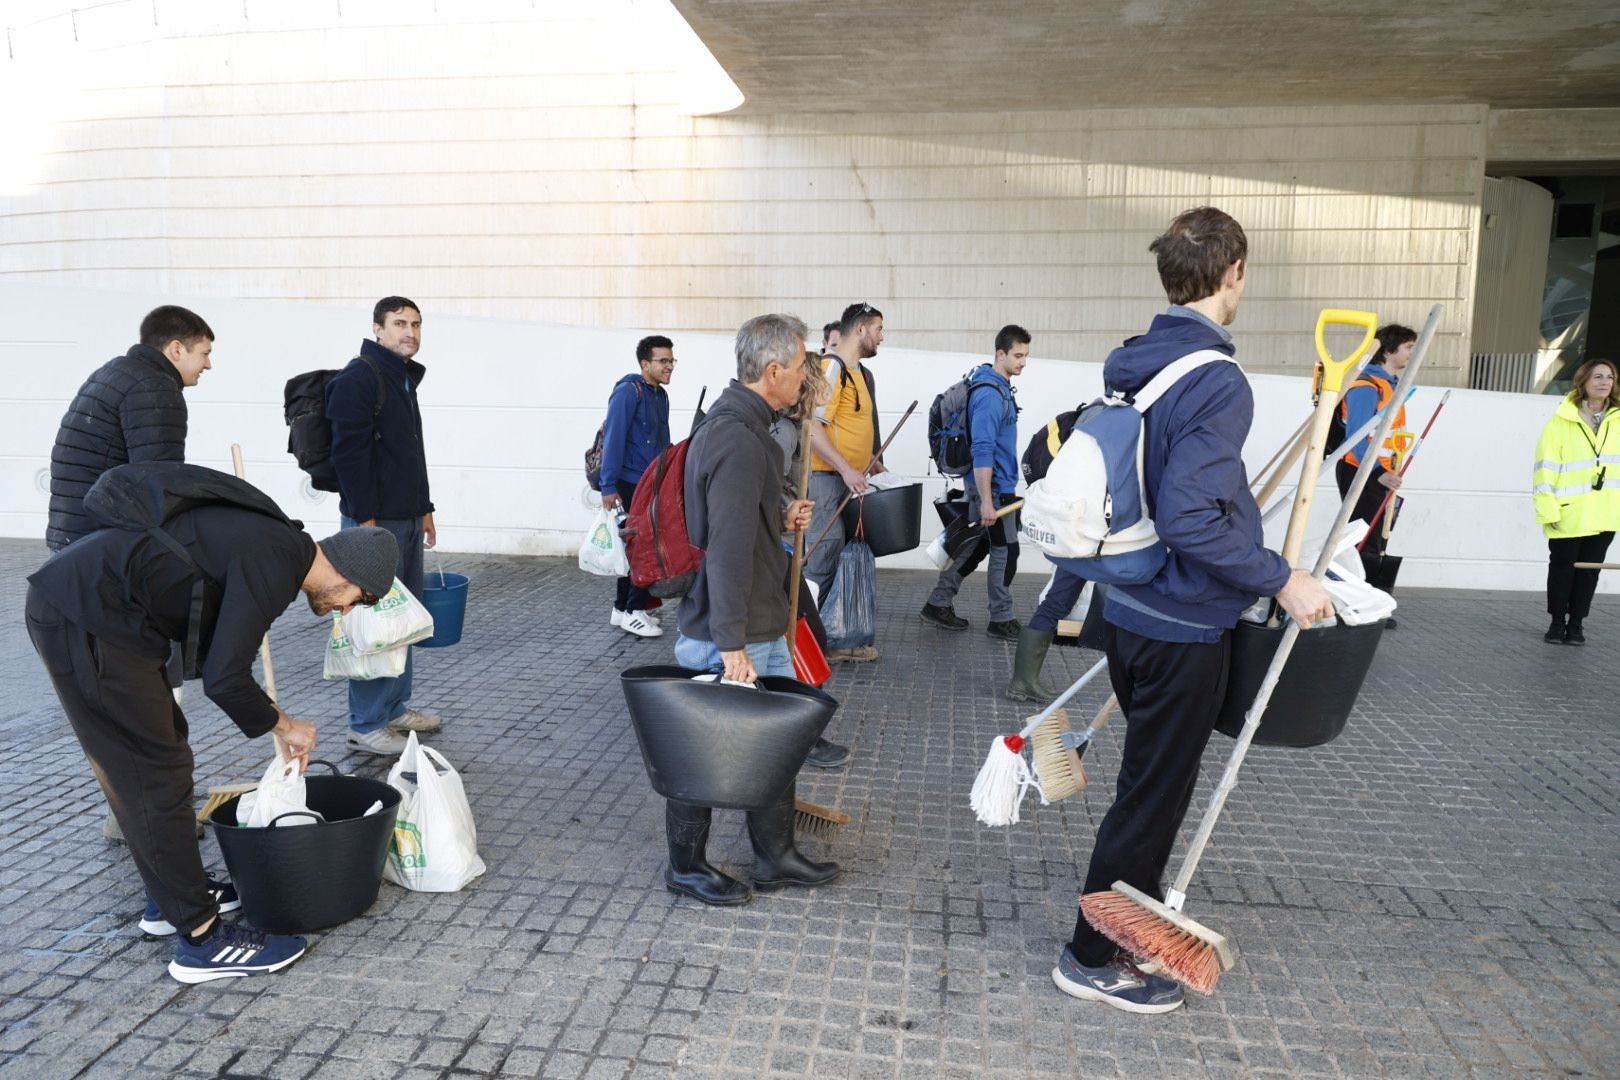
xmin=1533 ymin=399 xmax=1620 ymax=538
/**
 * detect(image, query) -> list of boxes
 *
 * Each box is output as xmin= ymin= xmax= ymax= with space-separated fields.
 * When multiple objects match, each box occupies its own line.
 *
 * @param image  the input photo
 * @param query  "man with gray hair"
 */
xmin=663 ymin=313 xmax=840 ymax=906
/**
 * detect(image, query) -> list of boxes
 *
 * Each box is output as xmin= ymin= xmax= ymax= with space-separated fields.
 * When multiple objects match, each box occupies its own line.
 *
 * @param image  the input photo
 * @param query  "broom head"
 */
xmin=1080 ymin=880 xmax=1234 ymax=994
xmin=197 ymin=782 xmax=258 ymax=823
xmin=1028 ymin=708 xmax=1087 ymax=801
xmin=794 ymin=797 xmax=851 ymax=837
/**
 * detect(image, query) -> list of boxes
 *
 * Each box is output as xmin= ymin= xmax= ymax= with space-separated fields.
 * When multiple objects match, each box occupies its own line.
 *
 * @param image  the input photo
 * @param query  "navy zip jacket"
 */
xmin=1102 ymin=312 xmax=1291 ymax=643
xmin=326 ymin=339 xmax=434 ymax=523
xmin=598 ymin=373 xmax=671 ymax=492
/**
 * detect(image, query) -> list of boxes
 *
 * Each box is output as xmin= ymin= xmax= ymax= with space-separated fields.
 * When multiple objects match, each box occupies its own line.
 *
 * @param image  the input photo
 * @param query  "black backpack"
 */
xmin=1021 ymin=408 xmax=1081 ymax=484
xmin=284 ymin=357 xmax=385 ymax=492
xmin=84 ymin=462 xmax=299 ymax=677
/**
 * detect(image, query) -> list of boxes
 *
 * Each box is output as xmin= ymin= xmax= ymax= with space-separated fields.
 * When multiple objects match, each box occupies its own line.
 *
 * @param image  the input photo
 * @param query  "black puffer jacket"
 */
xmin=47 ymin=344 xmax=187 ymax=550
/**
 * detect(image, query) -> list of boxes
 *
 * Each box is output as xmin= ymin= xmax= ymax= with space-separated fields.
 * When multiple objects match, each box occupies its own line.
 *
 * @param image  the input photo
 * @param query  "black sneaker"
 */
xmin=985 ymin=619 xmax=1021 ymax=641
xmin=1544 ymin=619 xmax=1565 ymax=643
xmin=1564 ymin=623 xmax=1585 ymax=645
xmin=920 ymin=603 xmax=969 ymax=631
xmin=140 ymin=879 xmax=242 ymax=936
xmin=1051 ymin=948 xmax=1184 ymax=1014
xmin=169 ymin=921 xmax=306 ymax=984
xmin=804 ymin=737 xmax=851 ymax=769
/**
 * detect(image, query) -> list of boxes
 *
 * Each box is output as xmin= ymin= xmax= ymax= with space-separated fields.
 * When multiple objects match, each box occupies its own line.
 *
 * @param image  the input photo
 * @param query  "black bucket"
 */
xmin=1215 ymin=618 xmax=1384 ymax=748
xmin=620 ymin=666 xmax=838 ymax=809
xmin=209 ymin=763 xmax=401 ymax=934
xmin=841 ymin=484 xmax=923 ymax=556
xmin=934 ymin=490 xmax=970 ymax=528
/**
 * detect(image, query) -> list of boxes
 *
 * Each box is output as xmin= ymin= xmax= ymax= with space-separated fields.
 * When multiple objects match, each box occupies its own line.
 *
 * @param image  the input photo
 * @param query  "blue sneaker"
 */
xmin=169 ymin=921 xmax=306 ymax=984
xmin=139 ymin=879 xmax=242 ymax=936
xmin=1051 ymin=947 xmax=1184 ymax=1014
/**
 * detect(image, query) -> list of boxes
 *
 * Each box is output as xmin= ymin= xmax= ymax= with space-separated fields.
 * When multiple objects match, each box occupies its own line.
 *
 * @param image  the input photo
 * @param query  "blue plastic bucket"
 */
xmin=419 ymin=571 xmax=469 ymax=648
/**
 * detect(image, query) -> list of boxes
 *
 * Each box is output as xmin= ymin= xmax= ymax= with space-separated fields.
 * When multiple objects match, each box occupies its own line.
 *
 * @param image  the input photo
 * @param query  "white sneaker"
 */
xmin=620 ymin=610 xmax=663 ymax=637
xmin=610 ymin=607 xmax=625 ymax=628
xmin=389 ymin=708 xmax=442 ymax=734
xmin=347 ymin=726 xmax=411 ymax=756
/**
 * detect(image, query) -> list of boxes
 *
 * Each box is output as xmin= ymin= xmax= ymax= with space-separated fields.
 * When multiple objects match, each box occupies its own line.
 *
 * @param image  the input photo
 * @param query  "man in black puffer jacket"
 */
xmin=46 ymin=305 xmax=215 ymax=843
xmin=48 ymin=306 xmax=214 ymax=550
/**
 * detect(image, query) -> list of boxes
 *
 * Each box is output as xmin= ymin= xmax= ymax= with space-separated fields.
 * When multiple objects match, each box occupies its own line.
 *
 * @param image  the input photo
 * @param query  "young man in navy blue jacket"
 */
xmin=327 ymin=296 xmax=441 ymax=756
xmin=599 ymin=335 xmax=674 ymax=638
xmin=1052 ymin=208 xmax=1335 ymax=1014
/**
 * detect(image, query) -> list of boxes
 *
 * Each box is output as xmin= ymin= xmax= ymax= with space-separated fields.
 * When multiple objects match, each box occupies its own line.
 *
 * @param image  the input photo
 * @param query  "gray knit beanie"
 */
xmin=318 ymin=527 xmax=399 ymax=598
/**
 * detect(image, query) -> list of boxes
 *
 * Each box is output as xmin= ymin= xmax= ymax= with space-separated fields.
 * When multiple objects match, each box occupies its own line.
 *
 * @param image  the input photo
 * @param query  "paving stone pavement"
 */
xmin=1 ymin=536 xmax=1617 ymax=1080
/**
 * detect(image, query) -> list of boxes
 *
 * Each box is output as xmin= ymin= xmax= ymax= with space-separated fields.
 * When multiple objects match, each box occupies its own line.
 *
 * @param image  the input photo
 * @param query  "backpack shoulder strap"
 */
xmin=358 ymin=355 xmax=387 ymax=419
xmin=1128 ymin=349 xmax=1234 ymax=414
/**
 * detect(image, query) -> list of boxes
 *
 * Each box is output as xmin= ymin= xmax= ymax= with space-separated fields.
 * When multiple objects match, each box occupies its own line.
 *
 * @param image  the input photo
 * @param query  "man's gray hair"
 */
xmin=735 ymin=314 xmax=808 ymax=383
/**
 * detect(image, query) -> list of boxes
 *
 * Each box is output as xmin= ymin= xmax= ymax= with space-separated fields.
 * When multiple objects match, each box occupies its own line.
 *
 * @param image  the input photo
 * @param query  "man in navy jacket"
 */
xmin=1052 ymin=208 xmax=1335 ymax=1015
xmin=599 ymin=335 xmax=674 ymax=638
xmin=327 ymin=296 xmax=440 ymax=755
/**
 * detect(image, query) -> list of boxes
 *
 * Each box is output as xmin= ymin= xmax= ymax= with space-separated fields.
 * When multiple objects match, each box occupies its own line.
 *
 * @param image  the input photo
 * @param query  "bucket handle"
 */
xmin=432 ymin=548 xmax=448 ymax=589
xmin=267 ymin=810 xmax=328 ymax=827
xmin=306 ymin=759 xmax=343 ymax=777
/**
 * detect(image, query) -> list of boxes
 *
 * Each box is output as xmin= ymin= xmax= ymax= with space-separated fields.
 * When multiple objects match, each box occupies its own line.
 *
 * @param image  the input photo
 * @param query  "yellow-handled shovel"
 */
xmin=1279 ymin=309 xmax=1380 ymax=567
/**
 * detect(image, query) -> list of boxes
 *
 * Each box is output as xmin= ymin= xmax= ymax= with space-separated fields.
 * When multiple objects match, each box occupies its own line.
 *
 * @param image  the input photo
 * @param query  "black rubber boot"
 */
xmin=1007 ymin=627 xmax=1057 ymax=703
xmin=663 ymin=802 xmax=750 ymax=906
xmin=747 ymin=783 xmax=840 ymax=891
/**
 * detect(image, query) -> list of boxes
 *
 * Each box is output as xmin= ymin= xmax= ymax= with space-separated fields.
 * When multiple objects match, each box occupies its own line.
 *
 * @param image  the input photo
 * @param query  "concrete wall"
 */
xmin=3 ymin=283 xmax=1594 ymax=596
xmin=1 ymin=4 xmax=1486 ymax=385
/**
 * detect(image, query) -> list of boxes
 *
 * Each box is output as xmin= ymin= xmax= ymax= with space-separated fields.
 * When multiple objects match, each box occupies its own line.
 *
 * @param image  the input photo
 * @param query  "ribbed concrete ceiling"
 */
xmin=670 ymin=0 xmax=1620 ymax=112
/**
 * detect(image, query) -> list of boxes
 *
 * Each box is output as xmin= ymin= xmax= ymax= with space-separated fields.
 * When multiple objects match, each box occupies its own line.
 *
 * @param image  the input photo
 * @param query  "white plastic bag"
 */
xmin=324 ymin=614 xmax=409 ymax=680
xmin=578 ymin=507 xmax=629 ymax=577
xmin=383 ymin=733 xmax=486 ymax=892
xmin=343 ymin=577 xmax=435 ymax=653
xmin=237 ymin=755 xmax=321 ymax=828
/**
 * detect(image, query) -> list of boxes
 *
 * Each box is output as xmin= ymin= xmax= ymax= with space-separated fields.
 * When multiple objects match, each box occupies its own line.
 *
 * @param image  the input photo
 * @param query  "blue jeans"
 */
xmin=342 ymin=514 xmax=424 ymax=733
xmin=673 ymin=634 xmax=793 ymax=679
xmin=1030 ymin=566 xmax=1087 ymax=634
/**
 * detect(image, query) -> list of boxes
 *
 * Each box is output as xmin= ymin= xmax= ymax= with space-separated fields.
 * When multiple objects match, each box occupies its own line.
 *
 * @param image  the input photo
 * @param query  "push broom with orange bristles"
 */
xmin=1081 ymin=304 xmax=1441 ymax=994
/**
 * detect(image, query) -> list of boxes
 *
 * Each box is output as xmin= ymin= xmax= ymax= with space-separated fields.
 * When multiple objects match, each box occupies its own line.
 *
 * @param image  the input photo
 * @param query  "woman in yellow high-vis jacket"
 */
xmin=1533 ymin=358 xmax=1619 ymax=645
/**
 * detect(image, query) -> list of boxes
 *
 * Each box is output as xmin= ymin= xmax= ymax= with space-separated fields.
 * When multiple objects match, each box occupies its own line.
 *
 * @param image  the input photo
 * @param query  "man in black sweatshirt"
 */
xmin=26 ymin=505 xmax=398 ymax=984
xmin=664 ymin=313 xmax=840 ymax=906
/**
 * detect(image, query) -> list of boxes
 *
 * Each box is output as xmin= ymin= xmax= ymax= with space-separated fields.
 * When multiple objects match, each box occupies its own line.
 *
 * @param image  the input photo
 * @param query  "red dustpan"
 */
xmin=790 ymin=616 xmax=831 ymax=687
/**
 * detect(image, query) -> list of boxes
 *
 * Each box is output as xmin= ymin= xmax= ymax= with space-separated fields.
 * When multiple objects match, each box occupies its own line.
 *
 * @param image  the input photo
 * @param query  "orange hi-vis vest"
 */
xmin=1340 ymin=371 xmax=1408 ymax=471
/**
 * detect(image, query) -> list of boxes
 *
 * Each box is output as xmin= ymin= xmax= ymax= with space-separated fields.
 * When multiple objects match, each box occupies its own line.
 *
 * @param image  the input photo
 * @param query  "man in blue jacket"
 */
xmin=600 ymin=335 xmax=674 ymax=638
xmin=327 ymin=296 xmax=441 ymax=756
xmin=1052 ymin=208 xmax=1335 ymax=1014
xmin=920 ymin=324 xmax=1029 ymax=638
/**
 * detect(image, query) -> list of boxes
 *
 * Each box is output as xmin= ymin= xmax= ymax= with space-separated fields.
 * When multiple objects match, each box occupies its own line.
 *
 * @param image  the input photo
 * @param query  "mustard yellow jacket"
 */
xmin=1533 ymin=399 xmax=1620 ymax=538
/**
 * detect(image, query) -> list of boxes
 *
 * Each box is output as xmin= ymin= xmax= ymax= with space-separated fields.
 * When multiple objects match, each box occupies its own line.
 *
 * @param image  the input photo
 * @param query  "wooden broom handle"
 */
xmin=785 ymin=417 xmax=815 ymax=638
xmin=1574 ymin=562 xmax=1620 ymax=570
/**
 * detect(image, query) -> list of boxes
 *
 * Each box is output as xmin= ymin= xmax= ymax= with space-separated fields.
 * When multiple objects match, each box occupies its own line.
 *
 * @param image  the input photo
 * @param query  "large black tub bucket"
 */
xmin=621 ymin=666 xmax=838 ymax=809
xmin=1214 ymin=618 xmax=1384 ymax=748
xmin=841 ymin=484 xmax=923 ymax=556
xmin=209 ymin=765 xmax=401 ymax=934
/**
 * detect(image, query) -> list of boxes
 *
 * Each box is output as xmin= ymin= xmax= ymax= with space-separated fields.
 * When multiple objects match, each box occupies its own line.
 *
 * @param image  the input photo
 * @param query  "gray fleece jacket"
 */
xmin=677 ymin=382 xmax=791 ymax=651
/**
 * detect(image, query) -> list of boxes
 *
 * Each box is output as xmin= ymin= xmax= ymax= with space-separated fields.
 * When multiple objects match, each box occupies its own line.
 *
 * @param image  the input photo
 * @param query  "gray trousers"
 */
xmin=927 ymin=488 xmax=1019 ymax=621
xmin=806 ymin=471 xmax=849 ymax=599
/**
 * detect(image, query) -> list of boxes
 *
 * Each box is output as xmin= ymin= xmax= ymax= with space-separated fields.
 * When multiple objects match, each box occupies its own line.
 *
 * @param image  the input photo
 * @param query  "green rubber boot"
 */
xmin=1006 ymin=626 xmax=1057 ymax=703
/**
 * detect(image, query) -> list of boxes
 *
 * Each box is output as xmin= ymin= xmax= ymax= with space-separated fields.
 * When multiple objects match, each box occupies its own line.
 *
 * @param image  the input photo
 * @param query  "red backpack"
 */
xmin=622 ymin=440 xmax=704 ymax=598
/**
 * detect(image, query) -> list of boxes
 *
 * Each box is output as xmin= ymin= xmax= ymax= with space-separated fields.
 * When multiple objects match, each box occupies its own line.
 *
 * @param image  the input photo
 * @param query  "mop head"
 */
xmin=1028 ymin=709 xmax=1087 ymax=802
xmin=970 ymin=734 xmax=1041 ymax=827
xmin=1080 ymin=881 xmax=1234 ymax=995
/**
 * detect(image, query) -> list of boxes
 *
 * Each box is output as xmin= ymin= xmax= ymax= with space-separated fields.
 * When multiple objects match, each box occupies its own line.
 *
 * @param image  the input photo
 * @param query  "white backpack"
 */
xmin=1019 ymin=350 xmax=1232 ymax=585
